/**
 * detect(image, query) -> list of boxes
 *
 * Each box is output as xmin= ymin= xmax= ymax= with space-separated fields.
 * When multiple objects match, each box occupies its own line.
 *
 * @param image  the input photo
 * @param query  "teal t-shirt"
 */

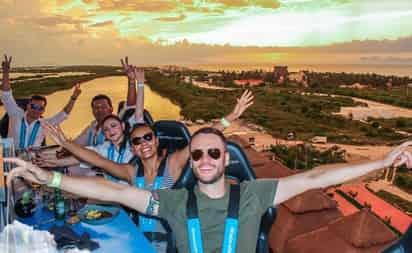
xmin=157 ymin=179 xmax=278 ymax=253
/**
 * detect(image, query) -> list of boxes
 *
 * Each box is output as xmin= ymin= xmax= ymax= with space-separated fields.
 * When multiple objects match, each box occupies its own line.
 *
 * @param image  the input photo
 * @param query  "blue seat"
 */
xmin=382 ymin=223 xmax=412 ymax=253
xmin=173 ymin=141 xmax=277 ymax=253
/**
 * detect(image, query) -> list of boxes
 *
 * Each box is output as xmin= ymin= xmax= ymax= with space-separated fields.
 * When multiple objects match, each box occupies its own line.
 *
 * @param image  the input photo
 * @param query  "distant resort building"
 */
xmin=273 ymin=66 xmax=289 ymax=84
xmin=339 ymin=82 xmax=368 ymax=89
xmin=233 ymin=79 xmax=264 ymax=86
xmin=289 ymin=71 xmax=308 ymax=87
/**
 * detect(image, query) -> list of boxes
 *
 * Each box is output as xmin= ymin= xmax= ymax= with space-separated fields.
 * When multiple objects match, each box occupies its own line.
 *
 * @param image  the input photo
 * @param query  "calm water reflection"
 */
xmin=0 ymin=76 xmax=181 ymax=139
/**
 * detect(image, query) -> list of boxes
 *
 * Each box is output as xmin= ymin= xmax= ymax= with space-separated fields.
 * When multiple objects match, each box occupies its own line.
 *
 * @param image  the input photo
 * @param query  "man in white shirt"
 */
xmin=1 ymin=55 xmax=81 ymax=149
xmin=74 ymin=56 xmax=141 ymax=147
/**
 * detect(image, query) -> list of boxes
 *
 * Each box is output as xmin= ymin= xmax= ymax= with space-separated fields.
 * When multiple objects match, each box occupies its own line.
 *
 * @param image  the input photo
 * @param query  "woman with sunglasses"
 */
xmin=41 ymin=89 xmax=254 ymax=252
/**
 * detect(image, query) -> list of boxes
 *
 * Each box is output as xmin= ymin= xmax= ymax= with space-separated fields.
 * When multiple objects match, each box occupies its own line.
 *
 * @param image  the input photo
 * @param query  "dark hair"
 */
xmin=91 ymin=94 xmax=112 ymax=108
xmin=130 ymin=122 xmax=157 ymax=137
xmin=30 ymin=95 xmax=47 ymax=106
xmin=191 ymin=127 xmax=227 ymax=150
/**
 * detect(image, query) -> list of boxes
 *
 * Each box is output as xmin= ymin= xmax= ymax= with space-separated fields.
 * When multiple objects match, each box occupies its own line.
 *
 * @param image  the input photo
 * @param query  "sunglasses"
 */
xmin=191 ymin=148 xmax=222 ymax=161
xmin=131 ymin=132 xmax=153 ymax=145
xmin=30 ymin=103 xmax=45 ymax=112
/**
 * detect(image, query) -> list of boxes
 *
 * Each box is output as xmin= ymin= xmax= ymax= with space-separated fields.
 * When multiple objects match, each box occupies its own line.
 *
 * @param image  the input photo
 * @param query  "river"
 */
xmin=0 ymin=76 xmax=181 ymax=139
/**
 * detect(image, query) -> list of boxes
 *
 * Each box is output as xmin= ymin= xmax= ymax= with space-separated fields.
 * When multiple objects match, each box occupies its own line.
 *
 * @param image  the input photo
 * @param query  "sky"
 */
xmin=1 ymin=0 xmax=412 ymax=67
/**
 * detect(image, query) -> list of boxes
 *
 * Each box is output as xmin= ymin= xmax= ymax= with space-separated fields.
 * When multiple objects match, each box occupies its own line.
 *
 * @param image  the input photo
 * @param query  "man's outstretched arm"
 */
xmin=6 ymin=157 xmax=158 ymax=216
xmin=273 ymin=142 xmax=412 ymax=206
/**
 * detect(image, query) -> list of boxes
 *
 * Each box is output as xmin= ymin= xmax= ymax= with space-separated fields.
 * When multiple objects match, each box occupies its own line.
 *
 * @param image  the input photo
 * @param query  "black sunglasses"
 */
xmin=131 ymin=132 xmax=154 ymax=145
xmin=191 ymin=148 xmax=222 ymax=161
xmin=30 ymin=103 xmax=45 ymax=112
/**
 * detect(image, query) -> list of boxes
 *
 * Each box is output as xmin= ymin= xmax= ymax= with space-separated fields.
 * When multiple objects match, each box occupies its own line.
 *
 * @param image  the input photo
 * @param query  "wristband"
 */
xmin=47 ymin=171 xmax=63 ymax=188
xmin=70 ymin=96 xmax=77 ymax=101
xmin=220 ymin=117 xmax=231 ymax=128
xmin=137 ymin=83 xmax=144 ymax=88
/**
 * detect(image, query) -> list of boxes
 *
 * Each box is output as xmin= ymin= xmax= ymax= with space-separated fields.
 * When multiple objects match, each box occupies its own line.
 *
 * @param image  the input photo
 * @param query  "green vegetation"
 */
xmin=374 ymin=190 xmax=412 ymax=215
xmin=393 ymin=167 xmax=412 ymax=194
xmin=270 ymin=144 xmax=346 ymax=170
xmin=146 ymin=71 xmax=405 ymax=144
xmin=6 ymin=66 xmax=121 ymax=99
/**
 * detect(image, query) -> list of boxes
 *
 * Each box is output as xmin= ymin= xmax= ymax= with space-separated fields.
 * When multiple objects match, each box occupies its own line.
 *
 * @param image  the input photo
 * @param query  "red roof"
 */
xmin=233 ymin=79 xmax=264 ymax=86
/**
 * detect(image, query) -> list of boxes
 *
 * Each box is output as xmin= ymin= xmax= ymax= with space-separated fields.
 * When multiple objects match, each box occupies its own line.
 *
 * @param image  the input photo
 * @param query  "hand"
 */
xmin=32 ymin=152 xmax=59 ymax=168
xmin=120 ymin=56 xmax=136 ymax=82
xmin=393 ymin=151 xmax=412 ymax=168
xmin=41 ymin=122 xmax=68 ymax=146
xmin=6 ymin=157 xmax=51 ymax=186
xmin=383 ymin=141 xmax=412 ymax=168
xmin=71 ymin=83 xmax=82 ymax=99
xmin=2 ymin=54 xmax=12 ymax=74
xmin=227 ymin=90 xmax=254 ymax=121
xmin=134 ymin=67 xmax=144 ymax=85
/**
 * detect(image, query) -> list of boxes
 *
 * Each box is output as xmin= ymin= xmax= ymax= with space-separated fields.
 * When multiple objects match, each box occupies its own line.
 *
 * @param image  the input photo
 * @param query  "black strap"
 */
xmin=143 ymin=232 xmax=169 ymax=242
xmin=186 ymin=185 xmax=198 ymax=219
xmin=136 ymin=155 xmax=167 ymax=178
xmin=227 ymin=184 xmax=240 ymax=219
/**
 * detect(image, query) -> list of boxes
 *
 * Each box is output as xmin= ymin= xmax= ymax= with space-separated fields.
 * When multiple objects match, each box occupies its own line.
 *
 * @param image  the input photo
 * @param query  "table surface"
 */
xmin=18 ymin=204 xmax=157 ymax=253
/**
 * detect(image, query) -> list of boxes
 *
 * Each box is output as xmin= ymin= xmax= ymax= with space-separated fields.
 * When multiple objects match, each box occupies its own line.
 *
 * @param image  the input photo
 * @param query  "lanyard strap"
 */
xmin=107 ymin=143 xmax=125 ymax=163
xmin=19 ymin=118 xmax=41 ymax=149
xmin=135 ymin=157 xmax=167 ymax=232
xmin=87 ymin=127 xmax=105 ymax=146
xmin=186 ymin=184 xmax=240 ymax=253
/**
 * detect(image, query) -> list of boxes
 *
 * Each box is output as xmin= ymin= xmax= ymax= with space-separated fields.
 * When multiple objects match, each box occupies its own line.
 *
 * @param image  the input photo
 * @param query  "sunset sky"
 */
xmin=2 ymin=0 xmax=412 ymax=67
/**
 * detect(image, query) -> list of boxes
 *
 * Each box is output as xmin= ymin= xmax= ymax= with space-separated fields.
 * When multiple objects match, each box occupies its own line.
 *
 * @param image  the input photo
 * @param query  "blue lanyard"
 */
xmin=19 ymin=118 xmax=40 ymax=149
xmin=186 ymin=184 xmax=240 ymax=253
xmin=87 ymin=127 xmax=105 ymax=146
xmin=135 ymin=157 xmax=167 ymax=232
xmin=107 ymin=143 xmax=125 ymax=163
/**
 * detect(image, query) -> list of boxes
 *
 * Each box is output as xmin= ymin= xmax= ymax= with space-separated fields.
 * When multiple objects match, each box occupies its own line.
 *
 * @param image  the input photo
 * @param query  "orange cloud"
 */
xmin=154 ymin=14 xmax=186 ymax=22
xmin=89 ymin=20 xmax=114 ymax=27
xmin=96 ymin=0 xmax=178 ymax=12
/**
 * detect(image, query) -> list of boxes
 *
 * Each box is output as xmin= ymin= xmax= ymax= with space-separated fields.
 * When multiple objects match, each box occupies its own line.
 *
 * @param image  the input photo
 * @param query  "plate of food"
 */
xmin=78 ymin=204 xmax=120 ymax=225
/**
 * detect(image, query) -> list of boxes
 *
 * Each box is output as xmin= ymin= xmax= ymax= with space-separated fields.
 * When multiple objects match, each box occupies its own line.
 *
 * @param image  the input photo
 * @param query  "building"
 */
xmin=233 ymin=79 xmax=264 ymax=86
xmin=273 ymin=66 xmax=289 ymax=84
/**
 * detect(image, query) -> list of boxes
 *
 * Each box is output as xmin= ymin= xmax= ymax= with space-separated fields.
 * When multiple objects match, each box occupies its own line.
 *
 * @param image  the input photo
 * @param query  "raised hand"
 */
xmin=71 ymin=83 xmax=82 ymax=99
xmin=2 ymin=54 xmax=12 ymax=74
xmin=121 ymin=56 xmax=136 ymax=82
xmin=383 ymin=141 xmax=412 ymax=168
xmin=134 ymin=67 xmax=144 ymax=85
xmin=227 ymin=90 xmax=254 ymax=121
xmin=32 ymin=152 xmax=59 ymax=168
xmin=6 ymin=157 xmax=51 ymax=186
xmin=41 ymin=122 xmax=68 ymax=146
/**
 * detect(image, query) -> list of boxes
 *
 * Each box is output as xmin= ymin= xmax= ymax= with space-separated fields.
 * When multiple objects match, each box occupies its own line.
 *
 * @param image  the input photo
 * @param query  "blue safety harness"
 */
xmin=135 ymin=157 xmax=167 ymax=232
xmin=103 ymin=143 xmax=127 ymax=182
xmin=186 ymin=184 xmax=240 ymax=253
xmin=19 ymin=118 xmax=41 ymax=149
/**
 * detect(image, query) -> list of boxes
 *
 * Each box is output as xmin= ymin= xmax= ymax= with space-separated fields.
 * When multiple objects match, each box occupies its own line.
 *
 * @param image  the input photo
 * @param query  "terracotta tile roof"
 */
xmin=329 ymin=209 xmax=398 ymax=248
xmin=283 ymin=189 xmax=338 ymax=214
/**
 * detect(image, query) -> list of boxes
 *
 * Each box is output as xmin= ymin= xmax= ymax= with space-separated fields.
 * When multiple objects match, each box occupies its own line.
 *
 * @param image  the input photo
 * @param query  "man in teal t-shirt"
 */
xmin=7 ymin=128 xmax=412 ymax=253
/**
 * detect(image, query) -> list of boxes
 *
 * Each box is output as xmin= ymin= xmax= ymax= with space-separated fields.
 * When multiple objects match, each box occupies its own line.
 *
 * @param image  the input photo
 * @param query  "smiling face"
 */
xmin=102 ymin=117 xmax=124 ymax=144
xmin=26 ymin=99 xmax=46 ymax=120
xmin=190 ymin=133 xmax=229 ymax=185
xmin=92 ymin=98 xmax=113 ymax=124
xmin=129 ymin=125 xmax=159 ymax=160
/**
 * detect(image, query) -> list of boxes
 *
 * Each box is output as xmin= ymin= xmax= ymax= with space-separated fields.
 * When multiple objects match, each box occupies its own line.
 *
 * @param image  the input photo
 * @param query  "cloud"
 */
xmin=154 ymin=14 xmax=186 ymax=22
xmin=96 ymin=0 xmax=178 ymax=12
xmin=210 ymin=0 xmax=280 ymax=9
xmin=89 ymin=20 xmax=114 ymax=27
